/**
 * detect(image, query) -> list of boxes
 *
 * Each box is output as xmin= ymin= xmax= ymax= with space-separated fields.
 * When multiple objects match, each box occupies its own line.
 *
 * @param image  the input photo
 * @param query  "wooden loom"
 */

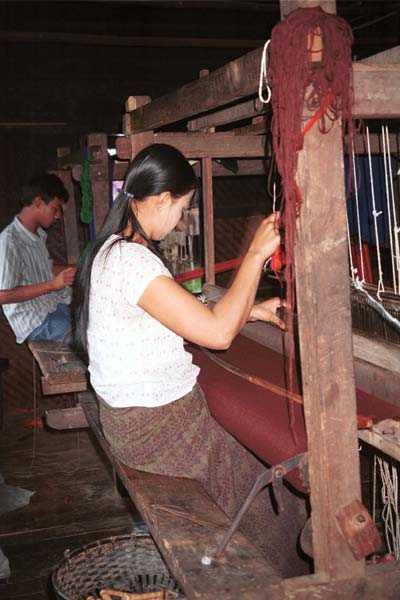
xmin=111 ymin=0 xmax=400 ymax=597
xmin=36 ymin=0 xmax=400 ymax=596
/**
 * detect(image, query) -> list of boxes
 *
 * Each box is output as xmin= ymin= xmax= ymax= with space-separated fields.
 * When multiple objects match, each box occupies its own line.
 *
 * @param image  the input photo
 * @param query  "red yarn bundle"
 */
xmin=267 ymin=6 xmax=354 ymax=431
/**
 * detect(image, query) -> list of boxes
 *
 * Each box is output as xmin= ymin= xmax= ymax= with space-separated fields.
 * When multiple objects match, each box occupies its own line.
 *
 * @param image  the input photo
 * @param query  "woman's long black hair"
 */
xmin=73 ymin=143 xmax=197 ymax=354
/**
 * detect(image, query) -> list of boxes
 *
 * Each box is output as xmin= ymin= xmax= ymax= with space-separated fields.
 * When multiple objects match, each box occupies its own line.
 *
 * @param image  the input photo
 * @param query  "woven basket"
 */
xmin=51 ymin=526 xmax=184 ymax=600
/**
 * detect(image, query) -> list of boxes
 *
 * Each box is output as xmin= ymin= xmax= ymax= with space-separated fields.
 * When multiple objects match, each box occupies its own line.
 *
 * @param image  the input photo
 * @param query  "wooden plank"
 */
xmin=117 ymin=131 xmax=397 ymax=163
xmin=42 ymin=378 xmax=87 ymax=395
xmin=116 ymin=132 xmax=266 ymax=160
xmin=358 ymin=427 xmax=400 ymax=462
xmin=202 ymin=158 xmax=215 ymax=285
xmin=360 ymin=45 xmax=400 ymax=65
xmin=233 ymin=118 xmax=267 ymax=136
xmin=28 ymin=340 xmax=88 ymax=395
xmin=187 ymin=97 xmax=266 ymax=131
xmin=281 ymin=563 xmax=400 ymax=599
xmin=353 ymin=63 xmax=400 ymax=118
xmin=79 ymin=391 xmax=281 ymax=600
xmin=352 ymin=333 xmax=400 ymax=374
xmin=46 ymin=406 xmax=89 ymax=429
xmin=295 ymin=116 xmax=364 ymax=578
xmin=88 ymin=132 xmax=110 ymax=235
xmin=127 ymin=46 xmax=264 ymax=133
xmin=279 ymin=0 xmax=363 ymax=580
xmin=192 ymin=159 xmax=266 ymax=178
xmin=54 ymin=169 xmax=81 ymax=264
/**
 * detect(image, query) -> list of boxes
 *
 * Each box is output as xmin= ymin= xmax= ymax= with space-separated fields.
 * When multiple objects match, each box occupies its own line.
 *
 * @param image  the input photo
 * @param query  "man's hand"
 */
xmin=52 ymin=267 xmax=77 ymax=290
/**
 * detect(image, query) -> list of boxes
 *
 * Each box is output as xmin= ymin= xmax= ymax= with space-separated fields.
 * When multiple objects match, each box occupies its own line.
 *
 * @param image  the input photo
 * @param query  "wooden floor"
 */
xmin=0 ymin=393 xmax=139 ymax=600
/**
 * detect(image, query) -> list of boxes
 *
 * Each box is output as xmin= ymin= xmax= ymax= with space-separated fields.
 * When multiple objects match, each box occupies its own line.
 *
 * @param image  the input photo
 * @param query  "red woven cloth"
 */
xmin=188 ymin=335 xmax=399 ymax=493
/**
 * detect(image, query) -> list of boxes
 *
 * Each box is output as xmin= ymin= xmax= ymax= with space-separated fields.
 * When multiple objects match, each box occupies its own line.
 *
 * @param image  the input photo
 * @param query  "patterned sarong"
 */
xmin=98 ymin=383 xmax=308 ymax=576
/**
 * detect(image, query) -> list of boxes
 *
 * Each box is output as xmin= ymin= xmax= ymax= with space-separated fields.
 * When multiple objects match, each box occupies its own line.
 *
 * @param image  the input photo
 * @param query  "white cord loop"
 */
xmin=258 ymin=40 xmax=272 ymax=104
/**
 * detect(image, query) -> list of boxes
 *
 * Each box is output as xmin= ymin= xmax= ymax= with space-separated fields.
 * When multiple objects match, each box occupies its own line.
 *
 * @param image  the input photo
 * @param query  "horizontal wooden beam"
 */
xmin=359 ymin=45 xmax=400 ymax=65
xmin=46 ymin=406 xmax=89 ymax=429
xmin=0 ymin=30 xmax=263 ymax=49
xmin=127 ymin=46 xmax=263 ymax=133
xmin=116 ymin=132 xmax=267 ymax=160
xmin=117 ymin=129 xmax=398 ymax=162
xmin=280 ymin=562 xmax=400 ymax=599
xmin=125 ymin=56 xmax=400 ymax=135
xmin=353 ymin=63 xmax=400 ymax=118
xmin=193 ymin=159 xmax=266 ymax=177
xmin=187 ymin=97 xmax=267 ymax=131
xmin=233 ymin=119 xmax=267 ymax=135
xmin=351 ymin=132 xmax=398 ymax=154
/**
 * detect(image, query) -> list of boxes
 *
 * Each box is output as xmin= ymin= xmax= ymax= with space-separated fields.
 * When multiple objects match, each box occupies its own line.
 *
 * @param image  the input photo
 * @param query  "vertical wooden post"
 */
xmin=199 ymin=69 xmax=216 ymax=285
xmin=202 ymin=157 xmax=215 ymax=285
xmin=87 ymin=133 xmax=110 ymax=236
xmin=295 ymin=119 xmax=364 ymax=579
xmin=54 ymin=169 xmax=81 ymax=264
xmin=281 ymin=0 xmax=337 ymax=18
xmin=279 ymin=0 xmax=364 ymax=580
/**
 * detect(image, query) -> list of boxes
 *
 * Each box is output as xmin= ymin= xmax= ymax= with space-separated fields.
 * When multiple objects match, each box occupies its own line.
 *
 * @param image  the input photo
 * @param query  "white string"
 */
xmin=272 ymin=182 xmax=277 ymax=212
xmin=346 ymin=213 xmax=357 ymax=282
xmin=352 ymin=278 xmax=400 ymax=332
xmin=351 ymin=140 xmax=365 ymax=282
xmin=30 ymin=355 xmax=37 ymax=467
xmin=366 ymin=126 xmax=385 ymax=299
xmin=384 ymin=125 xmax=400 ymax=293
xmin=377 ymin=456 xmax=400 ymax=559
xmin=258 ymin=39 xmax=271 ymax=104
xmin=381 ymin=126 xmax=397 ymax=294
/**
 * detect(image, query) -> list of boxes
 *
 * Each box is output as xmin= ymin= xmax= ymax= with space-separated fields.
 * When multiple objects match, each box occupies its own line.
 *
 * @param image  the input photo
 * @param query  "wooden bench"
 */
xmin=78 ymin=390 xmax=281 ymax=599
xmin=27 ymin=340 xmax=88 ymax=396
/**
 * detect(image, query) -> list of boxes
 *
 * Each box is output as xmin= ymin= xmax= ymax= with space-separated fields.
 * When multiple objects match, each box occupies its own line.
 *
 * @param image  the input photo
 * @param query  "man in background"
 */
xmin=0 ymin=173 xmax=76 ymax=344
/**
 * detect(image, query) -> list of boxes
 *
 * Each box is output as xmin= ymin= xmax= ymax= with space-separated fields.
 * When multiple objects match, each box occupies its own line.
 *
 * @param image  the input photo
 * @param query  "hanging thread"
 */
xmin=366 ymin=126 xmax=385 ymax=299
xmin=267 ymin=7 xmax=354 ymax=433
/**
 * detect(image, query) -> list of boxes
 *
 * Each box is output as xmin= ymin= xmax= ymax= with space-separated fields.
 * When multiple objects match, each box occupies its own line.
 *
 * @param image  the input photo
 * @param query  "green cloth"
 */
xmin=80 ymin=158 xmax=93 ymax=224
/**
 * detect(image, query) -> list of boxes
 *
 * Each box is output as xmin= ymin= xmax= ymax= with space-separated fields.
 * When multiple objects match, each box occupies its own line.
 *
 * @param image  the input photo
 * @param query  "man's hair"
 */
xmin=21 ymin=173 xmax=69 ymax=207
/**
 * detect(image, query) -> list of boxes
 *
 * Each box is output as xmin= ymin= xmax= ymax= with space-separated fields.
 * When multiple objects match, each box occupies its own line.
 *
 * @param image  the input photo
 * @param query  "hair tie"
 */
xmin=118 ymin=188 xmax=135 ymax=200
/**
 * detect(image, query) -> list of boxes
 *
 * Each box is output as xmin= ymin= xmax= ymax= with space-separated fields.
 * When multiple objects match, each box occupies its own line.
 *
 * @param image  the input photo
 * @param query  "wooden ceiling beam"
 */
xmin=126 ymin=49 xmax=400 ymax=135
xmin=187 ymin=97 xmax=267 ymax=131
xmin=126 ymin=46 xmax=264 ymax=133
xmin=0 ymin=31 xmax=263 ymax=49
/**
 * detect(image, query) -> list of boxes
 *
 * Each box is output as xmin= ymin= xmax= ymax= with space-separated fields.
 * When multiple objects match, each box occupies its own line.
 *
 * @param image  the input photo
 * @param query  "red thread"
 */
xmin=268 ymin=7 xmax=354 ymax=439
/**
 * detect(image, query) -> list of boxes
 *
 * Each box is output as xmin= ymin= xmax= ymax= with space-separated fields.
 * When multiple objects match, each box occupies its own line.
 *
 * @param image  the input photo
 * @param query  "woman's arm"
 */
xmin=137 ymin=213 xmax=280 ymax=349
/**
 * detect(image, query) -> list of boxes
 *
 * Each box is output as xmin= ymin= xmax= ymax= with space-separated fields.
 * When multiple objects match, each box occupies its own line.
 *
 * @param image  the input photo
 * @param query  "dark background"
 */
xmin=2 ymin=0 xmax=400 ymax=227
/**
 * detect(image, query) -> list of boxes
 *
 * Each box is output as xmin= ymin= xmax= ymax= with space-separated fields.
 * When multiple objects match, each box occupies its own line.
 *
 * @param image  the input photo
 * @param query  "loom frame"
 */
xmin=58 ymin=0 xmax=400 ymax=594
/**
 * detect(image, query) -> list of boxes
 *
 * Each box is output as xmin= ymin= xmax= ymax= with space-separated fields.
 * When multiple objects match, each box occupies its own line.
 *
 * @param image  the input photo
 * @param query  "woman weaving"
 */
xmin=74 ymin=143 xmax=306 ymax=575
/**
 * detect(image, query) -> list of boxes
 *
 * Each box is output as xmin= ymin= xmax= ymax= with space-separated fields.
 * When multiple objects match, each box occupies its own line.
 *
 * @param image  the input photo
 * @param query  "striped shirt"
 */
xmin=0 ymin=217 xmax=71 ymax=343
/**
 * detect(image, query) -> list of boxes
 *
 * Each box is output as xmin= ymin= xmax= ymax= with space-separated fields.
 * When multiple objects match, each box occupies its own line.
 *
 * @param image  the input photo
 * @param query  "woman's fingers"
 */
xmin=248 ymin=297 xmax=287 ymax=329
xmin=268 ymin=311 xmax=286 ymax=330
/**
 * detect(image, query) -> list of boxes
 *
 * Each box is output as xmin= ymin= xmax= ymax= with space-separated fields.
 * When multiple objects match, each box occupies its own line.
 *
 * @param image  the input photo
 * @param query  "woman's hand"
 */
xmin=248 ymin=297 xmax=286 ymax=330
xmin=247 ymin=212 xmax=280 ymax=263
